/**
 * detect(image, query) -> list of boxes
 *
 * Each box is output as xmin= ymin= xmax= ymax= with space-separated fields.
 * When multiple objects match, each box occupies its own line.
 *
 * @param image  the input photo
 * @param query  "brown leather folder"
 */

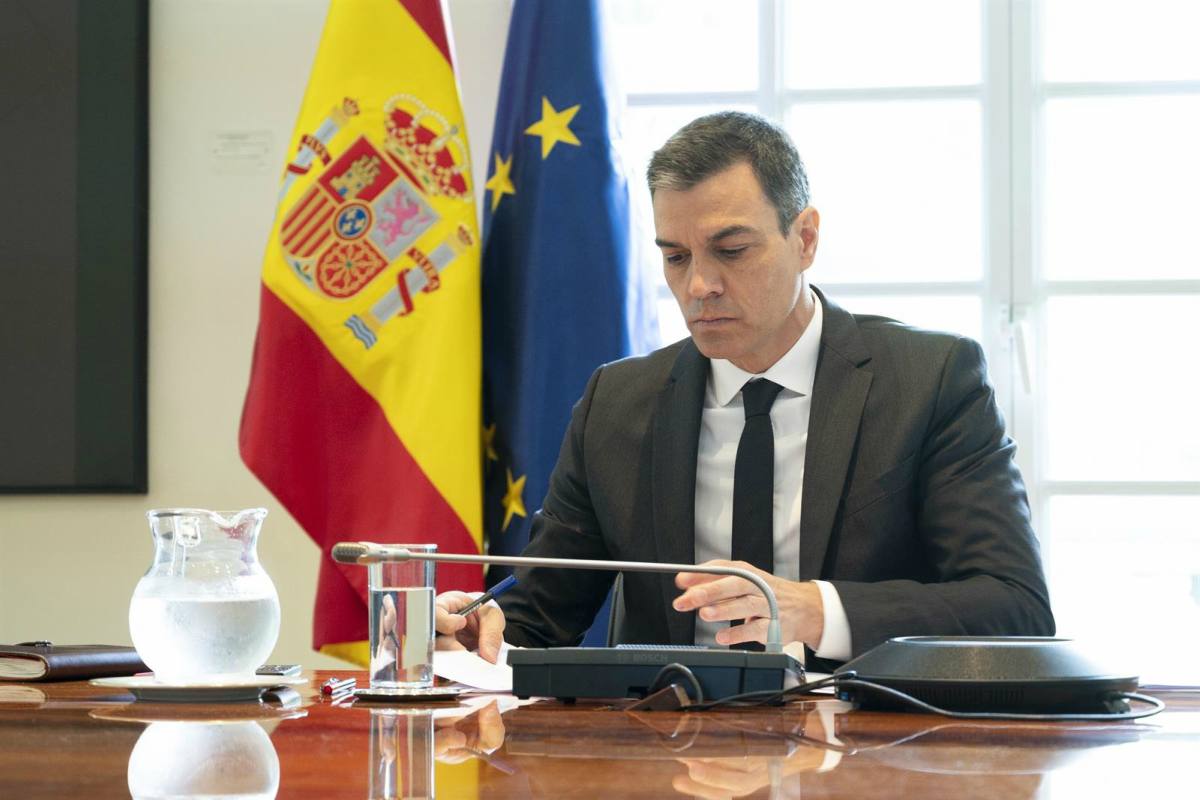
xmin=0 ymin=642 xmax=147 ymax=682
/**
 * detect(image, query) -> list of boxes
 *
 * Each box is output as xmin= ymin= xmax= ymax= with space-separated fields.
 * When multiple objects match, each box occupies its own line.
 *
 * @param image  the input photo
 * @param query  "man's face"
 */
xmin=653 ymin=161 xmax=820 ymax=374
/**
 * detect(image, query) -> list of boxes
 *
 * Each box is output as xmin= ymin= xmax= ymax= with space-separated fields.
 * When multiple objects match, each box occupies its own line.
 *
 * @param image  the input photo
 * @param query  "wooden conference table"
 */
xmin=1 ymin=670 xmax=1196 ymax=798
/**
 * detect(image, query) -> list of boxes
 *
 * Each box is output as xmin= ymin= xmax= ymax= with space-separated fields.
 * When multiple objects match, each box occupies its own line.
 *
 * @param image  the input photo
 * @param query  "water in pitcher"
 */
xmin=369 ymin=586 xmax=435 ymax=689
xmin=129 ymin=575 xmax=280 ymax=680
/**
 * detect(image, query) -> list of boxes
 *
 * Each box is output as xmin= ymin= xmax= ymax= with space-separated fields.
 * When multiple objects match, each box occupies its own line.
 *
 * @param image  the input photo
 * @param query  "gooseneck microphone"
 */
xmin=332 ymin=544 xmax=1165 ymax=719
xmin=331 ymin=541 xmax=785 ymax=653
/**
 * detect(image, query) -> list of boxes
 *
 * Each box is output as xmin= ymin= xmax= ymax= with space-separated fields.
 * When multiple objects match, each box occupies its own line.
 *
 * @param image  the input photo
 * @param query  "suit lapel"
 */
xmin=800 ymin=290 xmax=873 ymax=581
xmin=651 ymin=340 xmax=707 ymax=645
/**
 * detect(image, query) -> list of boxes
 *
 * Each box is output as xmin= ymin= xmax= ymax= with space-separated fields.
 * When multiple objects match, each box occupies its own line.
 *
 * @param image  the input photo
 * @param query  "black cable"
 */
xmin=685 ymin=671 xmax=1166 ymax=721
xmin=685 ymin=673 xmax=843 ymax=711
xmin=648 ymin=662 xmax=704 ymax=704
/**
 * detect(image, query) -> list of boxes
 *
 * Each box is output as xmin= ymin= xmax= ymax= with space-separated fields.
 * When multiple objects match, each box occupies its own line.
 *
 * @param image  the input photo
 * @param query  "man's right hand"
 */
xmin=435 ymin=591 xmax=506 ymax=664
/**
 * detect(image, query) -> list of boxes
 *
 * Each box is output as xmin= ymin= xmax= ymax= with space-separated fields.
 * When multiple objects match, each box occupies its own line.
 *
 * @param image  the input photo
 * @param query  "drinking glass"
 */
xmin=367 ymin=544 xmax=436 ymax=691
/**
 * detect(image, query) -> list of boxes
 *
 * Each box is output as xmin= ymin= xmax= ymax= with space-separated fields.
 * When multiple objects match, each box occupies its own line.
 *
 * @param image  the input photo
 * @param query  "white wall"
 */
xmin=0 ymin=0 xmax=511 ymax=668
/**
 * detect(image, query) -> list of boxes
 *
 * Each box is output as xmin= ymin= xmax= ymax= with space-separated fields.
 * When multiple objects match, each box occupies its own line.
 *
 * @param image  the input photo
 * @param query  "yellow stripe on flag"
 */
xmin=319 ymin=640 xmax=370 ymax=669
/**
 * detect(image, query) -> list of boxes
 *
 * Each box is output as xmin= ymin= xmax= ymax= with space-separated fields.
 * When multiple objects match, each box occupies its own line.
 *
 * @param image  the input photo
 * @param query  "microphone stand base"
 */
xmin=507 ymin=646 xmax=804 ymax=704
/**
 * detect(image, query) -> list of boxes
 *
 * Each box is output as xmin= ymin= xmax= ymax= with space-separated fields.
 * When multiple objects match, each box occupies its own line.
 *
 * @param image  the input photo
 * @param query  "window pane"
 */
xmin=1045 ymin=296 xmax=1200 ymax=481
xmin=608 ymin=0 xmax=758 ymax=94
xmin=1043 ymin=97 xmax=1200 ymax=281
xmin=830 ymin=294 xmax=982 ymax=343
xmin=1042 ymin=0 xmax=1200 ymax=83
xmin=783 ymin=0 xmax=980 ymax=89
xmin=657 ymin=293 xmax=688 ymax=345
xmin=623 ymin=104 xmax=755 ymax=192
xmin=1045 ymin=496 xmax=1200 ymax=685
xmin=786 ymin=101 xmax=982 ymax=283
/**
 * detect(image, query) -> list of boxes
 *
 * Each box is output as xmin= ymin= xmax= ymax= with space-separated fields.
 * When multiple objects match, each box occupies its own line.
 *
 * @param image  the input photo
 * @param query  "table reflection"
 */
xmin=840 ymin=715 xmax=1146 ymax=775
xmin=665 ymin=703 xmax=846 ymax=799
xmin=433 ymin=699 xmax=507 ymax=766
xmin=370 ymin=709 xmax=433 ymax=799
xmin=368 ymin=699 xmax=509 ymax=798
xmin=127 ymin=720 xmax=279 ymax=800
xmin=486 ymin=700 xmax=853 ymax=798
xmin=2 ymin=674 xmax=1190 ymax=799
xmin=470 ymin=698 xmax=1165 ymax=799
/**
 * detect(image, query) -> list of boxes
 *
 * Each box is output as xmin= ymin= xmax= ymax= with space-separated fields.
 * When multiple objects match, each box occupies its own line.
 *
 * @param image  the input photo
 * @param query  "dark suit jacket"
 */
xmin=499 ymin=289 xmax=1054 ymax=665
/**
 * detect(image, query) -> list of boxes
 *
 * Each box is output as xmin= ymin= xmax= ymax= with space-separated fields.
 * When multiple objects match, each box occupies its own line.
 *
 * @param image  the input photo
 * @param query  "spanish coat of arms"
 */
xmin=278 ymin=95 xmax=474 ymax=349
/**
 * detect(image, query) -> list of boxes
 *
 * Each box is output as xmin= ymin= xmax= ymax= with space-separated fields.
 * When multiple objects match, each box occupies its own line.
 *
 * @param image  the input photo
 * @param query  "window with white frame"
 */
xmin=612 ymin=0 xmax=1199 ymax=682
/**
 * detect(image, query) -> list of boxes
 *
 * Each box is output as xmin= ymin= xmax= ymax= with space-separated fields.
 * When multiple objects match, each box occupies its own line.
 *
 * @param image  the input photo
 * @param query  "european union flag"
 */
xmin=481 ymin=0 xmax=659 ymax=643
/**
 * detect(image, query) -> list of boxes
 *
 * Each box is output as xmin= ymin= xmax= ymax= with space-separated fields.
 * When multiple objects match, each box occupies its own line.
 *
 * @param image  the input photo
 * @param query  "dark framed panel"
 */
xmin=0 ymin=0 xmax=148 ymax=492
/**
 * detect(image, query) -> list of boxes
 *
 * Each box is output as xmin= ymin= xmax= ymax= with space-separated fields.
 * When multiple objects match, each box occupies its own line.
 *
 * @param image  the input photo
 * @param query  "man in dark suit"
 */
xmin=436 ymin=112 xmax=1053 ymax=667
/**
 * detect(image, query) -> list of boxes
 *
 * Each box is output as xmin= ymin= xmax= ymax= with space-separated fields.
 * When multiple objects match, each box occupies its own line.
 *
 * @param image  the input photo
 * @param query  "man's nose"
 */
xmin=687 ymin=254 xmax=722 ymax=299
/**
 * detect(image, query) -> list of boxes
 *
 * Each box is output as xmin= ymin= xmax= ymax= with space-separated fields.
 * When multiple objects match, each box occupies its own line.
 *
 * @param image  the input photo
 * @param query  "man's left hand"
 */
xmin=672 ymin=560 xmax=824 ymax=649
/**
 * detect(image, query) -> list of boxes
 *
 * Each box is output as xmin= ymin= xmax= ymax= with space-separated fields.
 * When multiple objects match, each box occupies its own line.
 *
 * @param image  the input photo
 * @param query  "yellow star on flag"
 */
xmin=485 ymin=153 xmax=516 ymax=212
xmin=524 ymin=97 xmax=581 ymax=159
xmin=482 ymin=423 xmax=499 ymax=464
xmin=500 ymin=467 xmax=528 ymax=532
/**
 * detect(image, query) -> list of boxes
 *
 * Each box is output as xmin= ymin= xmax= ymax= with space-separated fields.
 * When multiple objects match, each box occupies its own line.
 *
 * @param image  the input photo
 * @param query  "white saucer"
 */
xmin=90 ymin=674 xmax=307 ymax=703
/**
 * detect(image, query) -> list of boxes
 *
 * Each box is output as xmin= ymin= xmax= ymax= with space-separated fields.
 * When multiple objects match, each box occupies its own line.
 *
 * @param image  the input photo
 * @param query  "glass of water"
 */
xmin=368 ymin=544 xmax=436 ymax=691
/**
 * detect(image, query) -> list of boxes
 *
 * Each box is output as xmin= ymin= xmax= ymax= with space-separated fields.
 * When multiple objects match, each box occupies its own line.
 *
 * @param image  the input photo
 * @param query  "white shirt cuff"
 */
xmin=813 ymin=580 xmax=852 ymax=662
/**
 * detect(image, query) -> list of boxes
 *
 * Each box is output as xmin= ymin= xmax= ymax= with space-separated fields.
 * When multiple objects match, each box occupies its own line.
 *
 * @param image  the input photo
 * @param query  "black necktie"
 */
xmin=730 ymin=378 xmax=783 ymax=650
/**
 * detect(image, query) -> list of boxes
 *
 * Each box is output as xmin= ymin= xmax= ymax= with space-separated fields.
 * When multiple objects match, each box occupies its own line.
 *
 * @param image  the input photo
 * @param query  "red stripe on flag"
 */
xmin=290 ymin=205 xmax=336 ymax=254
xmin=301 ymin=230 xmax=333 ymax=259
xmin=283 ymin=188 xmax=320 ymax=231
xmin=282 ymin=201 xmax=325 ymax=248
xmin=397 ymin=0 xmax=453 ymax=67
xmin=240 ymin=285 xmax=482 ymax=649
xmin=283 ymin=201 xmax=325 ymax=247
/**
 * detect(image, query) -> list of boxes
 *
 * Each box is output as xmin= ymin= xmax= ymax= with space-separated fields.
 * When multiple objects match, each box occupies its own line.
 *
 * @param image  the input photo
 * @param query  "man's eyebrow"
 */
xmin=708 ymin=225 xmax=756 ymax=243
xmin=655 ymin=226 xmax=758 ymax=250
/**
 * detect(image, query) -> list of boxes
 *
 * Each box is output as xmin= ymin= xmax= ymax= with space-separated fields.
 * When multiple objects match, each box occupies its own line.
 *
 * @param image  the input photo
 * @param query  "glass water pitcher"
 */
xmin=129 ymin=508 xmax=281 ymax=681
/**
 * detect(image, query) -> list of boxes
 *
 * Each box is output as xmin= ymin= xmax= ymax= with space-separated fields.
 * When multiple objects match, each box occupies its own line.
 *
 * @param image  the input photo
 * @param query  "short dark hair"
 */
xmin=646 ymin=111 xmax=810 ymax=235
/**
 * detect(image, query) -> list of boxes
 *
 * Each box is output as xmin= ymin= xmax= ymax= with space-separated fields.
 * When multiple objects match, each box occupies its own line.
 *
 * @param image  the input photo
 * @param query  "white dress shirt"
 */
xmin=693 ymin=294 xmax=852 ymax=661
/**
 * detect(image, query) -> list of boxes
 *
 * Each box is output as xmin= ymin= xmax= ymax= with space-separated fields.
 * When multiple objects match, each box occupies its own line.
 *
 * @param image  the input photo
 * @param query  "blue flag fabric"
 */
xmin=481 ymin=0 xmax=659 ymax=643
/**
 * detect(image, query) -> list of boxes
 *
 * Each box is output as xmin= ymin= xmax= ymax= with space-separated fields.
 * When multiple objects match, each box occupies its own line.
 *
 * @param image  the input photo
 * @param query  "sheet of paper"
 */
xmin=433 ymin=645 xmax=514 ymax=692
xmin=800 ymin=671 xmax=836 ymax=694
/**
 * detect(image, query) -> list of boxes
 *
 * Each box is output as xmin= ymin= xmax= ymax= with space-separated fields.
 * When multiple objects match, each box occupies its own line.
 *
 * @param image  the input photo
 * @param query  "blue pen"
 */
xmin=456 ymin=575 xmax=518 ymax=616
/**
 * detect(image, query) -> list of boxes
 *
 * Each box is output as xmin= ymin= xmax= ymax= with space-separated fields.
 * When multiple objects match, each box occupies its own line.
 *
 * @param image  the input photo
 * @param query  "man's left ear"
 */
xmin=791 ymin=207 xmax=820 ymax=264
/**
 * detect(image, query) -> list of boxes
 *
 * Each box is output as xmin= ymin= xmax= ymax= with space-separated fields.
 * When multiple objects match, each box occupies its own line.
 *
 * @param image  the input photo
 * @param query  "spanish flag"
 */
xmin=240 ymin=0 xmax=483 ymax=665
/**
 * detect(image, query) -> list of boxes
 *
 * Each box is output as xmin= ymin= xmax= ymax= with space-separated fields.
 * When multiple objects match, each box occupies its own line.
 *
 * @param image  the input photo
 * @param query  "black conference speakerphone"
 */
xmin=507 ymin=645 xmax=805 ymax=702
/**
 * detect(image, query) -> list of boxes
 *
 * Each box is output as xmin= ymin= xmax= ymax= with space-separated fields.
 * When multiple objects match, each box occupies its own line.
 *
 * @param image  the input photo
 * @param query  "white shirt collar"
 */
xmin=708 ymin=291 xmax=824 ymax=406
